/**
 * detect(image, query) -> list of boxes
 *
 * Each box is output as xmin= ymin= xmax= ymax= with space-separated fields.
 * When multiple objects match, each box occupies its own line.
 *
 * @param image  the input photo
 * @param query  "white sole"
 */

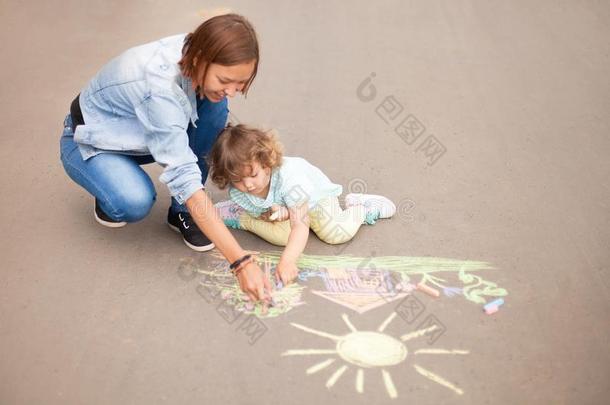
xmin=94 ymin=208 xmax=127 ymax=228
xmin=167 ymin=222 xmax=216 ymax=252
xmin=345 ymin=193 xmax=396 ymax=218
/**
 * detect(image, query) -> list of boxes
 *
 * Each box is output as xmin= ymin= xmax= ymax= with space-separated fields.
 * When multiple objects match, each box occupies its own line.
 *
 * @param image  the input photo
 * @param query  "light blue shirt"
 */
xmin=229 ymin=157 xmax=343 ymax=217
xmin=74 ymin=34 xmax=205 ymax=205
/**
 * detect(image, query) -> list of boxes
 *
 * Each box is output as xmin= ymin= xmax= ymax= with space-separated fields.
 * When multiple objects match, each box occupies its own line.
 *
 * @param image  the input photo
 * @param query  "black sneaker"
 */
xmin=167 ymin=208 xmax=215 ymax=252
xmin=94 ymin=199 xmax=127 ymax=228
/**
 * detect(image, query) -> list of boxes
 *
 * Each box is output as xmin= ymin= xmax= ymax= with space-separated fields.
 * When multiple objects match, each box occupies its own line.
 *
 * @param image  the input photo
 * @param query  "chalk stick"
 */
xmin=276 ymin=280 xmax=284 ymax=290
xmin=269 ymin=211 xmax=280 ymax=221
xmin=484 ymin=305 xmax=498 ymax=315
xmin=416 ymin=283 xmax=440 ymax=298
xmin=484 ymin=298 xmax=504 ymax=311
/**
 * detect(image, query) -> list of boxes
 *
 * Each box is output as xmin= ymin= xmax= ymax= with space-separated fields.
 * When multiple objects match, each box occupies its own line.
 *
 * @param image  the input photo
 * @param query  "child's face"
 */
xmin=231 ymin=161 xmax=272 ymax=197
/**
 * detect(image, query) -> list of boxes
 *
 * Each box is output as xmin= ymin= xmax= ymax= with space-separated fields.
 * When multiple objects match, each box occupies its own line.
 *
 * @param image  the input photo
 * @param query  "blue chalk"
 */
xmin=484 ymin=298 xmax=504 ymax=311
xmin=276 ymin=280 xmax=284 ymax=290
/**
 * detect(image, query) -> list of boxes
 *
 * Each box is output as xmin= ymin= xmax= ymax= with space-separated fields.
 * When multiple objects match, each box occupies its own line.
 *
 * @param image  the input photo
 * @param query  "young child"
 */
xmin=208 ymin=124 xmax=396 ymax=284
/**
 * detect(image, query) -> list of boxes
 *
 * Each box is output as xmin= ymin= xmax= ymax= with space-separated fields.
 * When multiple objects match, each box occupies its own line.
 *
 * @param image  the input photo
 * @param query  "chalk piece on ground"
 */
xmin=484 ymin=305 xmax=499 ymax=315
xmin=417 ymin=283 xmax=440 ymax=297
xmin=484 ymin=298 xmax=504 ymax=311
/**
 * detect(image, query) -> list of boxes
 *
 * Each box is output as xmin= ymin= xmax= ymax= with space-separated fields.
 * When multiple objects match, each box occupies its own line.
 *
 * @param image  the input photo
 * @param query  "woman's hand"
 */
xmin=260 ymin=204 xmax=289 ymax=222
xmin=236 ymin=261 xmax=272 ymax=302
xmin=276 ymin=259 xmax=299 ymax=285
xmin=185 ymin=191 xmax=271 ymax=302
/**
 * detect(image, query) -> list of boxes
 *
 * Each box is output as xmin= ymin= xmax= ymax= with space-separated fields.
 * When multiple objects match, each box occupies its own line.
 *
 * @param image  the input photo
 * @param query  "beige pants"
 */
xmin=239 ymin=196 xmax=367 ymax=246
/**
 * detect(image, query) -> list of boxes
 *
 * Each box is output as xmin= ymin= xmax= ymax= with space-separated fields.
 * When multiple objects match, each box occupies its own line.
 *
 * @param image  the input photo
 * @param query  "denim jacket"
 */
xmin=74 ymin=34 xmax=202 ymax=205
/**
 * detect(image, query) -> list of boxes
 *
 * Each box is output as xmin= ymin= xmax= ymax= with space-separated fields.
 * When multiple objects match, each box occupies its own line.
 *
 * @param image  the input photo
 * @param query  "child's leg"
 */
xmin=214 ymin=200 xmax=246 ymax=229
xmin=239 ymin=213 xmax=292 ymax=246
xmin=309 ymin=197 xmax=367 ymax=244
xmin=214 ymin=200 xmax=292 ymax=245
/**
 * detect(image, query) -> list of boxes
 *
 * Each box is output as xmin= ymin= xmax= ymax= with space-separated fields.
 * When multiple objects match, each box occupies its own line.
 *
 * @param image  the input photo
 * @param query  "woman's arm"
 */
xmin=276 ymin=203 xmax=310 ymax=284
xmin=186 ymin=189 xmax=271 ymax=301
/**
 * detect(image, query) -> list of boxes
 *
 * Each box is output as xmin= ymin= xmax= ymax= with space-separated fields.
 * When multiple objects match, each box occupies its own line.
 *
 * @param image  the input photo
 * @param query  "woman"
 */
xmin=60 ymin=14 xmax=271 ymax=301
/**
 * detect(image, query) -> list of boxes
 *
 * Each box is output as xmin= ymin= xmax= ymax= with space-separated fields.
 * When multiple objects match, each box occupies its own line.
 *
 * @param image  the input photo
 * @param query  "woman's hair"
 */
xmin=208 ymin=124 xmax=283 ymax=189
xmin=179 ymin=13 xmax=259 ymax=95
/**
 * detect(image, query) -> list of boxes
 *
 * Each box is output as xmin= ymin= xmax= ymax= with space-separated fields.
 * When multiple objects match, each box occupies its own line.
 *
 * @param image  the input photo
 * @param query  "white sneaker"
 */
xmin=345 ymin=193 xmax=396 ymax=219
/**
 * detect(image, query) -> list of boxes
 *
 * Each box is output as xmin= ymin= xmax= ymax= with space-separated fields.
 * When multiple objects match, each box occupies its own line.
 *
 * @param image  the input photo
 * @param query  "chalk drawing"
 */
xmin=185 ymin=251 xmax=507 ymax=397
xmin=257 ymin=251 xmax=508 ymax=307
xmin=311 ymin=290 xmax=407 ymax=314
xmin=194 ymin=251 xmax=508 ymax=318
xmin=197 ymin=256 xmax=306 ymax=318
xmin=282 ymin=312 xmax=469 ymax=398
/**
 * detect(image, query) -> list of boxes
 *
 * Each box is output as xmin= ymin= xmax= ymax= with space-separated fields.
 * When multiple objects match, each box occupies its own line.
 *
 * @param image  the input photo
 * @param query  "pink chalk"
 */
xmin=484 ymin=305 xmax=499 ymax=315
xmin=416 ymin=283 xmax=440 ymax=298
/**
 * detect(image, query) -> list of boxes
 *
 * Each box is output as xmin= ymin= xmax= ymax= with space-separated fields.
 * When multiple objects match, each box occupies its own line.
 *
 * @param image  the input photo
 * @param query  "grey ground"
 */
xmin=1 ymin=1 xmax=609 ymax=404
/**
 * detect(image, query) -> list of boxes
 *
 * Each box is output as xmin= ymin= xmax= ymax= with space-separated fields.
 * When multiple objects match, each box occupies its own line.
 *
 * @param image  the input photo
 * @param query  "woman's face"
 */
xmin=231 ymin=160 xmax=271 ymax=197
xmin=192 ymin=60 xmax=256 ymax=102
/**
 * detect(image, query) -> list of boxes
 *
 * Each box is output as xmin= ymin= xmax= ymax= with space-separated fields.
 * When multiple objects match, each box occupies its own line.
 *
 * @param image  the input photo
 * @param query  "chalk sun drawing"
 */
xmin=283 ymin=312 xmax=469 ymax=398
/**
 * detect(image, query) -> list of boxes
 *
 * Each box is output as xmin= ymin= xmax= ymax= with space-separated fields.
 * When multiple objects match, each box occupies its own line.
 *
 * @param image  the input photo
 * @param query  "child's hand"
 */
xmin=260 ymin=204 xmax=289 ymax=222
xmin=276 ymin=259 xmax=299 ymax=285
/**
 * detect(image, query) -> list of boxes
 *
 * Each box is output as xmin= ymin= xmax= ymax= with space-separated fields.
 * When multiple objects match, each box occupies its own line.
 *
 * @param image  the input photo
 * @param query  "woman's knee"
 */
xmin=107 ymin=187 xmax=156 ymax=222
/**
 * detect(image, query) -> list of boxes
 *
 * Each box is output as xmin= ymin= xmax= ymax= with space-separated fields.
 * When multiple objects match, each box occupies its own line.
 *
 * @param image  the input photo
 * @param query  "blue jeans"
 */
xmin=60 ymin=97 xmax=228 ymax=222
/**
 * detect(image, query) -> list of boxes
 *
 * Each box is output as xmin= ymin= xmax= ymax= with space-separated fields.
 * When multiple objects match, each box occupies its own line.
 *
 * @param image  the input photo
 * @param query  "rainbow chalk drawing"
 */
xmin=283 ymin=312 xmax=469 ymax=398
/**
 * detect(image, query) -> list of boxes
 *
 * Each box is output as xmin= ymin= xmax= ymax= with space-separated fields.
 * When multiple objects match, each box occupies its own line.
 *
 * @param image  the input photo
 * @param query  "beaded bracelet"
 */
xmin=232 ymin=256 xmax=255 ymax=277
xmin=229 ymin=254 xmax=252 ymax=271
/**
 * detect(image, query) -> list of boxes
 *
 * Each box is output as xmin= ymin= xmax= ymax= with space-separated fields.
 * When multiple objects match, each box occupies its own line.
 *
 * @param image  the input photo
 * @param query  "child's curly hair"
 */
xmin=207 ymin=124 xmax=283 ymax=189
